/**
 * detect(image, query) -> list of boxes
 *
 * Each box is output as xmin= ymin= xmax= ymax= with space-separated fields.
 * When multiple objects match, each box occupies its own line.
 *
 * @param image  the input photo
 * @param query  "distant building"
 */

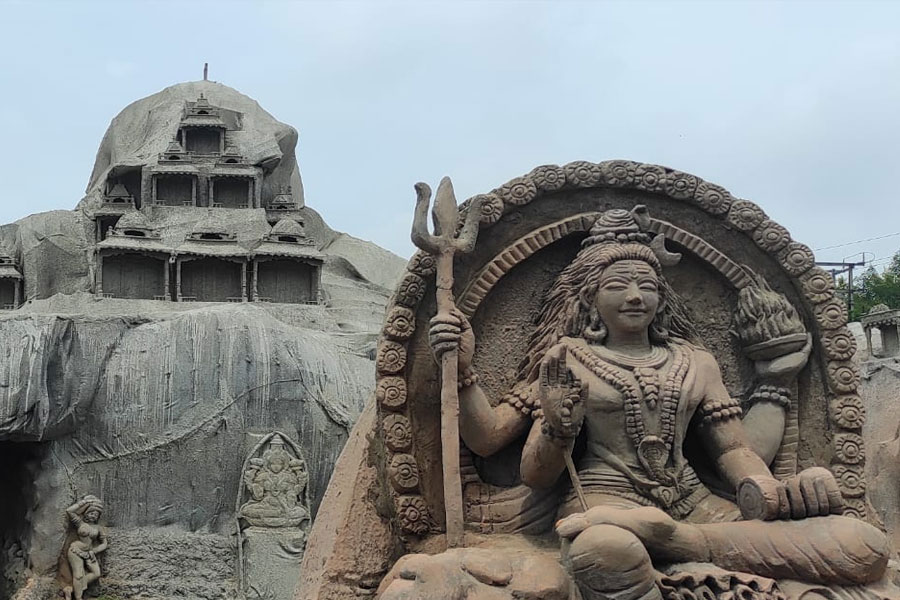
xmin=88 ymin=82 xmax=322 ymax=305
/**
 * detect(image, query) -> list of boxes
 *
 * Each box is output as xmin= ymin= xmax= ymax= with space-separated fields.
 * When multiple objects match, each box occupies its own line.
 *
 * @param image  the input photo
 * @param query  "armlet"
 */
xmin=698 ymin=396 xmax=742 ymax=426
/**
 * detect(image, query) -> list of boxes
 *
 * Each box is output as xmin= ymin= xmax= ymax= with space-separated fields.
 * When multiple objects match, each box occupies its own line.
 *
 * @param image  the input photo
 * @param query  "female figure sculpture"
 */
xmin=60 ymin=495 xmax=108 ymax=600
xmin=429 ymin=208 xmax=889 ymax=599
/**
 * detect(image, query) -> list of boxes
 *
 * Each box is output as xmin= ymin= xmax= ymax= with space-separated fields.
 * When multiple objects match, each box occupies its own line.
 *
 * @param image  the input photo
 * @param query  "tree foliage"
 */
xmin=840 ymin=250 xmax=900 ymax=320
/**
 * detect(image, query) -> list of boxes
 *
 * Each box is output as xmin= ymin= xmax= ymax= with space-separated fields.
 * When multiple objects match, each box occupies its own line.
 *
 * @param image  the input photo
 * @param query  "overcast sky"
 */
xmin=1 ymin=0 xmax=898 ymax=266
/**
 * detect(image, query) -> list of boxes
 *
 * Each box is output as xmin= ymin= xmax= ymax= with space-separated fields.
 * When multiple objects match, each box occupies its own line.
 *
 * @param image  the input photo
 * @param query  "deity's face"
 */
xmin=593 ymin=259 xmax=660 ymax=337
xmin=84 ymin=509 xmax=101 ymax=524
xmin=269 ymin=456 xmax=287 ymax=473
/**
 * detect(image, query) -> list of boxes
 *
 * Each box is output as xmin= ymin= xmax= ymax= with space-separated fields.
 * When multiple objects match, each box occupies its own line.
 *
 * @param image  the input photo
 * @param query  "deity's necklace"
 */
xmin=563 ymin=339 xmax=691 ymax=484
xmin=590 ymin=345 xmax=668 ymax=408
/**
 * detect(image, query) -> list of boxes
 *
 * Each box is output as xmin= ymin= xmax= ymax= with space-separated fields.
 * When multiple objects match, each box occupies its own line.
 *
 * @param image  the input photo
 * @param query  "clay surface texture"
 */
xmin=297 ymin=161 xmax=897 ymax=600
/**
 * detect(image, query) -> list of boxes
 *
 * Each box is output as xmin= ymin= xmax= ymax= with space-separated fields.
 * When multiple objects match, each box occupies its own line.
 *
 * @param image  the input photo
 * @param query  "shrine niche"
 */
xmin=175 ymin=216 xmax=248 ymax=302
xmin=210 ymin=175 xmax=253 ymax=209
xmin=861 ymin=304 xmax=900 ymax=358
xmin=237 ymin=432 xmax=310 ymax=600
xmin=0 ymin=250 xmax=23 ymax=309
xmin=151 ymin=170 xmax=198 ymax=206
xmin=96 ymin=212 xmax=171 ymax=300
xmin=178 ymin=93 xmax=227 ymax=155
xmin=252 ymin=218 xmax=322 ymax=304
xmin=298 ymin=161 xmax=891 ymax=600
xmin=136 ymin=95 xmax=263 ymax=210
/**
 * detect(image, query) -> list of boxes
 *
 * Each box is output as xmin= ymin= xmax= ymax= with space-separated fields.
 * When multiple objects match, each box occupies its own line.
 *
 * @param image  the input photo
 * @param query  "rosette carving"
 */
xmin=396 ymin=495 xmax=430 ymax=535
xmin=408 ymin=251 xmax=436 ymax=277
xmin=529 ymin=164 xmax=566 ymax=192
xmin=473 ymin=193 xmax=504 ymax=225
xmin=598 ymin=160 xmax=635 ymax=187
xmin=633 ymin=164 xmax=667 ymax=193
xmin=830 ymin=395 xmax=865 ymax=430
xmin=726 ymin=200 xmax=767 ymax=231
xmin=822 ymin=329 xmax=857 ymax=361
xmin=564 ymin=161 xmax=602 ymax=187
xmin=842 ymin=498 xmax=866 ymax=519
xmin=777 ymin=242 xmax=815 ymax=277
xmin=389 ymin=454 xmax=420 ymax=492
xmin=384 ymin=306 xmax=416 ymax=340
xmin=376 ymin=376 xmax=407 ymax=409
xmin=693 ymin=182 xmax=733 ymax=215
xmin=383 ymin=414 xmax=412 ymax=451
xmin=396 ymin=272 xmax=427 ymax=308
xmin=832 ymin=464 xmax=866 ymax=498
xmin=834 ymin=433 xmax=865 ymax=465
xmin=376 ymin=341 xmax=407 ymax=374
xmin=752 ymin=220 xmax=791 ymax=253
xmin=815 ymin=299 xmax=849 ymax=330
xmin=801 ymin=268 xmax=835 ymax=304
xmin=827 ymin=361 xmax=860 ymax=393
xmin=497 ymin=177 xmax=538 ymax=206
xmin=664 ymin=171 xmax=698 ymax=200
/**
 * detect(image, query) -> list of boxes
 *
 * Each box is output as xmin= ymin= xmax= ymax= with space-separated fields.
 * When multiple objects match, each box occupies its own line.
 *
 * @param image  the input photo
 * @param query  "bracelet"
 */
xmin=540 ymin=418 xmax=575 ymax=446
xmin=748 ymin=385 xmax=791 ymax=410
xmin=458 ymin=367 xmax=479 ymax=390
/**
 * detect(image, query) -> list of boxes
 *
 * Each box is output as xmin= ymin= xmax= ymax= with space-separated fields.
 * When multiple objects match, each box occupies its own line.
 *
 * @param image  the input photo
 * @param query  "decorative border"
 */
xmin=376 ymin=160 xmax=865 ymax=535
xmin=457 ymin=216 xmax=753 ymax=317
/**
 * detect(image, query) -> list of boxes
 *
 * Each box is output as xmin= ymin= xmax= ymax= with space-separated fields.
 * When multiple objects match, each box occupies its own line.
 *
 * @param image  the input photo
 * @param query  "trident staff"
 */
xmin=411 ymin=177 xmax=481 ymax=548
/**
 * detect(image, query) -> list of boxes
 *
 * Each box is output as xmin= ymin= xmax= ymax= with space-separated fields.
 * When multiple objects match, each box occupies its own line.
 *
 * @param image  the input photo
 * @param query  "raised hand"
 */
xmin=539 ymin=346 xmax=587 ymax=439
xmin=428 ymin=308 xmax=475 ymax=372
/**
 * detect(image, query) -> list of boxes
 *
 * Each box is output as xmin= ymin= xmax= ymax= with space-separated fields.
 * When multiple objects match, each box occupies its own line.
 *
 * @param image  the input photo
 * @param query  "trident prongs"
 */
xmin=409 ymin=176 xmax=482 ymax=548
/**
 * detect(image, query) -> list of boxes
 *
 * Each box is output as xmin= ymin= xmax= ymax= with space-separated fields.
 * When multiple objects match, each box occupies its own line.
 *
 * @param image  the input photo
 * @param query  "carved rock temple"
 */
xmin=86 ymin=88 xmax=323 ymax=307
xmin=0 ymin=81 xmax=404 ymax=600
xmin=3 ymin=82 xmax=900 ymax=600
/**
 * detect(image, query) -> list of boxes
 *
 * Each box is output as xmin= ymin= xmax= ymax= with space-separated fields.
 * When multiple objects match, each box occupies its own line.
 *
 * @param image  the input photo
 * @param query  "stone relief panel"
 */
xmin=237 ymin=432 xmax=310 ymax=600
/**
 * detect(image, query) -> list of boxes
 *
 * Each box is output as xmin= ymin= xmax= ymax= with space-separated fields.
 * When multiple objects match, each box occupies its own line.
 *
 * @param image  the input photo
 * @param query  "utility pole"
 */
xmin=817 ymin=260 xmax=867 ymax=316
xmin=203 ymin=63 xmax=208 ymax=81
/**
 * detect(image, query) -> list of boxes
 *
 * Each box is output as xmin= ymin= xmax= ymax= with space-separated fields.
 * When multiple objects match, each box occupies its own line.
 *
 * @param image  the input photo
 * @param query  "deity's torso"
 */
xmin=556 ymin=336 xmax=712 ymax=517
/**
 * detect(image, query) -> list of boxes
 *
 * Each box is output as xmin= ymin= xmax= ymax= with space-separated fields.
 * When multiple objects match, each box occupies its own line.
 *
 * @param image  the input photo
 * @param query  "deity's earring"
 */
xmin=583 ymin=306 xmax=608 ymax=343
xmin=650 ymin=304 xmax=670 ymax=342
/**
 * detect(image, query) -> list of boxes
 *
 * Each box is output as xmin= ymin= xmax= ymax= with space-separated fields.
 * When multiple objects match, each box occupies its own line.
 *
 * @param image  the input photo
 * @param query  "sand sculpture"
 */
xmin=238 ymin=432 xmax=311 ymax=599
xmin=0 ymin=80 xmax=406 ymax=600
xmin=297 ymin=161 xmax=893 ymax=600
xmin=59 ymin=496 xmax=107 ymax=600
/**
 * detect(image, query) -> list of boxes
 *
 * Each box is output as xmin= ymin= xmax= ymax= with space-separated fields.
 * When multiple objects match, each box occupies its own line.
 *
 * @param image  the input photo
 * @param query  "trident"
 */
xmin=411 ymin=177 xmax=482 ymax=548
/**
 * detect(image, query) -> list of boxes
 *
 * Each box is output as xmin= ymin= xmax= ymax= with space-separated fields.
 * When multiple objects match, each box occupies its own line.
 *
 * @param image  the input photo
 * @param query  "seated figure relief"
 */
xmin=239 ymin=434 xmax=310 ymax=528
xmin=382 ymin=205 xmax=890 ymax=600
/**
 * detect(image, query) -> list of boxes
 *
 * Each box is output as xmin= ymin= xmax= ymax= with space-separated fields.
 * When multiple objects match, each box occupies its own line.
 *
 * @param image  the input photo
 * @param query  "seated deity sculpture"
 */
xmin=239 ymin=435 xmax=310 ymax=528
xmin=296 ymin=165 xmax=895 ymax=600
xmin=421 ymin=208 xmax=890 ymax=599
xmin=60 ymin=495 xmax=108 ymax=600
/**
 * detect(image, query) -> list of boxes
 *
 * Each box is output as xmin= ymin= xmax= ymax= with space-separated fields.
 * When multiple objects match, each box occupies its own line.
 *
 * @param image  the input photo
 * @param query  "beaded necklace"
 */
xmin=563 ymin=338 xmax=691 ymax=484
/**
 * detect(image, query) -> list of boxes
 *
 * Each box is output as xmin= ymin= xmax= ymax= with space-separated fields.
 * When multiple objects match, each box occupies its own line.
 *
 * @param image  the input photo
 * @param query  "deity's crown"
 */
xmin=582 ymin=206 xmax=652 ymax=248
xmin=582 ymin=205 xmax=681 ymax=267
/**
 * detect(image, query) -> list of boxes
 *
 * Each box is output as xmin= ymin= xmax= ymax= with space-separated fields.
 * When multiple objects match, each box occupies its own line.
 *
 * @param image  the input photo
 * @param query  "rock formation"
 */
xmin=0 ymin=81 xmax=406 ymax=600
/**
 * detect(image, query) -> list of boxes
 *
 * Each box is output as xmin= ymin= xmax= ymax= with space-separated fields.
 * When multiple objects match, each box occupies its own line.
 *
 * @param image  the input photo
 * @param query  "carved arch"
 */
xmin=376 ymin=160 xmax=864 ymax=540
